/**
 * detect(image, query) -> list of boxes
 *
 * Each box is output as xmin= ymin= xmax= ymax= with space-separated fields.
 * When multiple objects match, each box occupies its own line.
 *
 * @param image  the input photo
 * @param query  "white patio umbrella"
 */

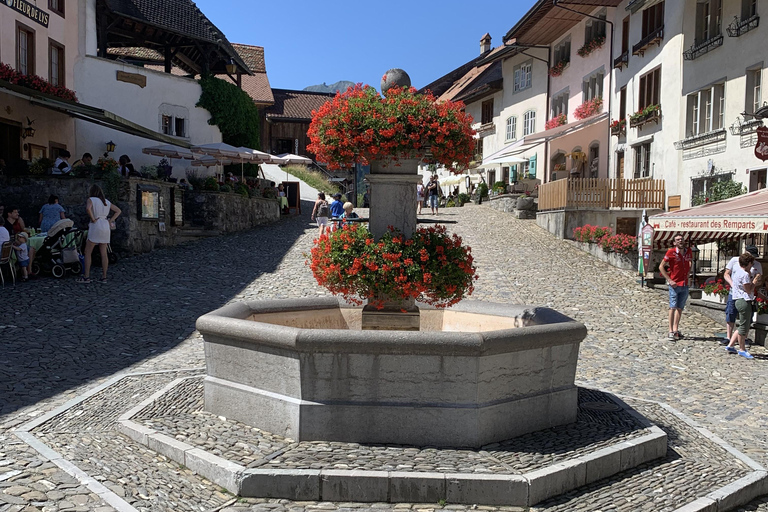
xmin=142 ymin=144 xmax=194 ymax=160
xmin=234 ymin=147 xmax=273 ymax=182
xmin=276 ymin=153 xmax=313 ymax=165
xmin=190 ymin=142 xmax=242 ymax=159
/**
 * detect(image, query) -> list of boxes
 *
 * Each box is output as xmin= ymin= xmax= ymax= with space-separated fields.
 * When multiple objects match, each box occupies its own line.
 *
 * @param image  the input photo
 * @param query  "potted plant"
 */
xmin=754 ymin=297 xmax=768 ymax=324
xmin=545 ymin=113 xmax=568 ymax=130
xmin=629 ymin=104 xmax=661 ymax=128
xmin=700 ymin=279 xmax=730 ymax=304
xmin=574 ymin=97 xmax=603 ymax=120
xmin=577 ymin=36 xmax=606 ymax=58
xmin=610 ymin=119 xmax=626 ymax=135
xmin=549 ymin=60 xmax=568 ymax=77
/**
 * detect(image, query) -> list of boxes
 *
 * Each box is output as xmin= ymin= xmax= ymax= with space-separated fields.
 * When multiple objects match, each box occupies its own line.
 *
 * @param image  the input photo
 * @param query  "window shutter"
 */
xmin=529 ymin=155 xmax=537 ymax=178
xmin=510 ymin=165 xmax=518 ymax=182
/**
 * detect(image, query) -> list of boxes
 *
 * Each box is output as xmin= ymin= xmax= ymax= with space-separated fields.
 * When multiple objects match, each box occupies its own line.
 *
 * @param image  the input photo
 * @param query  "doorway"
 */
xmin=0 ymin=120 xmax=22 ymax=165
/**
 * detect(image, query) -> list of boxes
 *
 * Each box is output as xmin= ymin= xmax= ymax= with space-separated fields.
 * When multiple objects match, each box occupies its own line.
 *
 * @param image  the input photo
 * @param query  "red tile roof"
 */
xmin=266 ymin=89 xmax=335 ymax=121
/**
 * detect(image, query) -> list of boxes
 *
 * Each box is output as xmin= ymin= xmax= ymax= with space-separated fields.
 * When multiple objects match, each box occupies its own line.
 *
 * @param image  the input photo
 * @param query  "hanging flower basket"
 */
xmin=0 ymin=62 xmax=78 ymax=102
xmin=574 ymin=97 xmax=603 ymax=120
xmin=545 ymin=114 xmax=568 ymax=130
xmin=307 ymin=224 xmax=477 ymax=309
xmin=307 ymin=84 xmax=475 ymax=170
xmin=577 ymin=37 xmax=606 ymax=58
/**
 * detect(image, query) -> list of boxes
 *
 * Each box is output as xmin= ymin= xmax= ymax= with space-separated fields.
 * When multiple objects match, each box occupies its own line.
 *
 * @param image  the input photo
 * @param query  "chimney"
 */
xmin=480 ymin=33 xmax=492 ymax=54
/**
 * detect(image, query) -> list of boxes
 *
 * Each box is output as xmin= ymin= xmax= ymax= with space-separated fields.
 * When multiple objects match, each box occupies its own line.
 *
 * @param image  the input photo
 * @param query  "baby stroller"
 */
xmin=30 ymin=219 xmax=86 ymax=278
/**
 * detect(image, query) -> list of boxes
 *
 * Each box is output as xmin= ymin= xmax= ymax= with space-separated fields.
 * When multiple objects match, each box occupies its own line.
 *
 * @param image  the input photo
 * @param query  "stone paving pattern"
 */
xmin=2 ymin=202 xmax=768 ymax=511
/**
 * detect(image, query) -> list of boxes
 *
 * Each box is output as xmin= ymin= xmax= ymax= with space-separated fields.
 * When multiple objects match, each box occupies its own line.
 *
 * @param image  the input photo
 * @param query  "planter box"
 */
xmin=574 ymin=241 xmax=638 ymax=272
xmin=754 ymin=313 xmax=768 ymax=324
xmin=701 ymin=292 xmax=727 ymax=304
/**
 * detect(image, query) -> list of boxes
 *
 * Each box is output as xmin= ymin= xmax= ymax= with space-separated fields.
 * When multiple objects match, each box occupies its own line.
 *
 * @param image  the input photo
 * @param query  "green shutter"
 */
xmin=510 ymin=164 xmax=518 ymax=182
xmin=529 ymin=155 xmax=537 ymax=178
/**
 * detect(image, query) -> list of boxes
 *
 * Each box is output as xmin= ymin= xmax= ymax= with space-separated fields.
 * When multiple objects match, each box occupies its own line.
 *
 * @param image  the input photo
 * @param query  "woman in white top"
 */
xmin=725 ymin=252 xmax=762 ymax=359
xmin=77 ymin=184 xmax=121 ymax=284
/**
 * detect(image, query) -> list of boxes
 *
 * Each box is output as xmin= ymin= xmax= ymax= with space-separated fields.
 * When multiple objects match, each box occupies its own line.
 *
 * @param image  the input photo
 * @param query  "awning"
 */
xmin=524 ymin=113 xmax=609 ymax=144
xmin=481 ymin=138 xmax=543 ymax=166
xmin=649 ymin=189 xmax=768 ymax=247
xmin=1 ymin=80 xmax=190 ymax=147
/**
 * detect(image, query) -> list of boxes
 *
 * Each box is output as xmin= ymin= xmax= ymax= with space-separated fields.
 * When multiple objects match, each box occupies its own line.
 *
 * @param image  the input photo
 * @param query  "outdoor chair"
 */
xmin=0 ymin=241 xmax=16 ymax=287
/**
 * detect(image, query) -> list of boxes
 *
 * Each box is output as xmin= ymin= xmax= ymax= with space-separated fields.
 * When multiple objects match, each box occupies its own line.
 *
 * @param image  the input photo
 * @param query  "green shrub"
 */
xmin=492 ymin=181 xmax=507 ymax=194
xmin=220 ymin=184 xmax=232 ymax=193
xmin=186 ymin=169 xmax=206 ymax=190
xmin=203 ymin=176 xmax=220 ymax=192
xmin=29 ymin=158 xmax=54 ymax=176
xmin=235 ymin=183 xmax=250 ymax=197
xmin=457 ymin=192 xmax=470 ymax=205
xmin=140 ymin=165 xmax=158 ymax=179
xmin=692 ymin=179 xmax=746 ymax=206
xmin=446 ymin=199 xmax=456 ymax=207
xmin=476 ymin=182 xmax=489 ymax=198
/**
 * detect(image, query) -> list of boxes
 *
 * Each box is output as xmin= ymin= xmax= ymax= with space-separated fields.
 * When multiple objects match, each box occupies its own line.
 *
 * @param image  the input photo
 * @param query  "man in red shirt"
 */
xmin=659 ymin=234 xmax=692 ymax=340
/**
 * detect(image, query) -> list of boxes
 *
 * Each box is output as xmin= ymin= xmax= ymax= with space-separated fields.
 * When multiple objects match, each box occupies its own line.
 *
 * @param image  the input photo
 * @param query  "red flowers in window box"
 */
xmin=701 ymin=278 xmax=730 ymax=298
xmin=545 ymin=114 xmax=568 ymax=130
xmin=0 ymin=62 xmax=78 ymax=102
xmin=549 ymin=60 xmax=568 ymax=77
xmin=577 ymin=36 xmax=606 ymax=58
xmin=574 ymin=97 xmax=603 ymax=120
xmin=306 ymin=223 xmax=477 ymax=309
xmin=307 ymin=84 xmax=475 ymax=170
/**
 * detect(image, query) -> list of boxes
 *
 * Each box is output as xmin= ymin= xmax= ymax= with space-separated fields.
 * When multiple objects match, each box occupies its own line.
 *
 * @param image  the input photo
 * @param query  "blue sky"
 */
xmin=194 ymin=0 xmax=539 ymax=91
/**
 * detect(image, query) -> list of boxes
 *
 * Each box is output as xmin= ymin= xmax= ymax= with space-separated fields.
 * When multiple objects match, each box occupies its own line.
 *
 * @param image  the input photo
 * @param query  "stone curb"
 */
xmin=613 ymin=392 xmax=768 ymax=512
xmin=116 ymin=380 xmax=668 ymax=506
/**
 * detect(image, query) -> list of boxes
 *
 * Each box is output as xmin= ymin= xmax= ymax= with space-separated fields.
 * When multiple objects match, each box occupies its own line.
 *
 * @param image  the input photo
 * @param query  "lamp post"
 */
xmin=691 ymin=245 xmax=700 ymax=288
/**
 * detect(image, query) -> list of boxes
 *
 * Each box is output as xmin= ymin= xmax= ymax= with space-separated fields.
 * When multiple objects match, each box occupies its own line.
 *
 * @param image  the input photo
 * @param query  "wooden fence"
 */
xmin=538 ymin=178 xmax=666 ymax=211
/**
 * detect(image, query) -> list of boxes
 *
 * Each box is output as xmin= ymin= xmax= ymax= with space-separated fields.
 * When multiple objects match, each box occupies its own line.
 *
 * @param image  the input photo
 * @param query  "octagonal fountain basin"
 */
xmin=197 ymin=297 xmax=587 ymax=448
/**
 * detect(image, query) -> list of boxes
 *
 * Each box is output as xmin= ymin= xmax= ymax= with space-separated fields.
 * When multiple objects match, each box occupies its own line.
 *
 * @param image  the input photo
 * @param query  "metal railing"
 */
xmin=538 ymin=178 xmax=666 ymax=211
xmin=632 ymin=26 xmax=664 ymax=56
xmin=683 ymin=34 xmax=723 ymax=60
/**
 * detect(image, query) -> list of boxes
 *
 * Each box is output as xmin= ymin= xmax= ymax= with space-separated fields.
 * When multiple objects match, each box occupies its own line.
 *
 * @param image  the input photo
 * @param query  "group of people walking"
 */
xmin=659 ymin=234 xmax=763 ymax=359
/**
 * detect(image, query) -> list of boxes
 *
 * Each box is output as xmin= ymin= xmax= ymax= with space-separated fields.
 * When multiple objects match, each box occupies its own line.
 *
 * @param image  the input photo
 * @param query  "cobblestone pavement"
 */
xmin=3 ymin=203 xmax=768 ymax=511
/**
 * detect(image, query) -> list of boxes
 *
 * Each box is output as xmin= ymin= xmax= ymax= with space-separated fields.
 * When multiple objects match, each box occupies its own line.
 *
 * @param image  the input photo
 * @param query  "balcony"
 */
xmin=538 ymin=178 xmax=666 ymax=211
xmin=683 ymin=34 xmax=723 ymax=60
xmin=729 ymin=118 xmax=763 ymax=136
xmin=477 ymin=122 xmax=495 ymax=136
xmin=673 ymin=128 xmax=727 ymax=150
xmin=613 ymin=51 xmax=628 ymax=70
xmin=632 ymin=26 xmax=664 ymax=56
xmin=727 ymin=14 xmax=760 ymax=37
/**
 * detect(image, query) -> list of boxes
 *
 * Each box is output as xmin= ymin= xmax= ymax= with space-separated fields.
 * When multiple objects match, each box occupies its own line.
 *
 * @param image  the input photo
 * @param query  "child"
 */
xmin=13 ymin=232 xmax=30 ymax=282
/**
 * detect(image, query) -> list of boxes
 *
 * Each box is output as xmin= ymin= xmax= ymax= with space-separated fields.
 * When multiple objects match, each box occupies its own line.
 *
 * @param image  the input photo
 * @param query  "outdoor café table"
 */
xmin=280 ymin=196 xmax=289 ymax=209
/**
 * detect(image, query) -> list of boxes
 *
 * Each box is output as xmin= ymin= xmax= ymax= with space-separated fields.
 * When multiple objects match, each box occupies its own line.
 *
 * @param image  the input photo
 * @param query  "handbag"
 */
xmin=61 ymin=247 xmax=79 ymax=264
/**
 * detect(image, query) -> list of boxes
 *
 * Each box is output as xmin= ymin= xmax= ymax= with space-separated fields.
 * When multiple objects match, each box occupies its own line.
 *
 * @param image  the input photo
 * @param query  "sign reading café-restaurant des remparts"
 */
xmin=4 ymin=0 xmax=50 ymax=27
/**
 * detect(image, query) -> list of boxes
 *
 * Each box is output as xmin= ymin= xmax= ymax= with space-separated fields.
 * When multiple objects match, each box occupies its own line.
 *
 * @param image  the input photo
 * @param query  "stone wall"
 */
xmin=537 ymin=208 xmax=664 ymax=240
xmin=572 ymin=241 xmax=639 ymax=272
xmin=0 ymin=176 xmax=280 ymax=256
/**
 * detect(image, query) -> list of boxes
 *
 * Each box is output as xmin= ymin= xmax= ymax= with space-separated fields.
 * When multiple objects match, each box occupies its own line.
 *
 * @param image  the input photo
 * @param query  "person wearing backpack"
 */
xmin=311 ymin=192 xmax=330 ymax=237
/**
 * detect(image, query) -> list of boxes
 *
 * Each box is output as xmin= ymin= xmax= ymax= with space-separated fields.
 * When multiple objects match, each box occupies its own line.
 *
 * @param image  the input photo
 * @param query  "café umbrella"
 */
xmin=234 ymin=147 xmax=273 ymax=182
xmin=276 ymin=153 xmax=313 ymax=165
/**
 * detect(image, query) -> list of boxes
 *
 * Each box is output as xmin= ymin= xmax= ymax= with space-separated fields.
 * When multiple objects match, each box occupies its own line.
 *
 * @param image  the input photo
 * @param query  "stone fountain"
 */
xmin=198 ymin=69 xmax=588 ymax=448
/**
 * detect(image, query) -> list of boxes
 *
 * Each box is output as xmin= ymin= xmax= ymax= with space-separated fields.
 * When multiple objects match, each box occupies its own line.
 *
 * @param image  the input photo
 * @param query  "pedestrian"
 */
xmin=77 ymin=184 xmax=121 ymax=284
xmin=417 ymin=182 xmax=424 ymax=215
xmin=725 ymin=252 xmax=762 ymax=359
xmin=722 ymin=245 xmax=762 ymax=345
xmin=330 ymin=192 xmax=344 ymax=218
xmin=12 ymin=232 xmax=30 ymax=282
xmin=311 ymin=192 xmax=330 ymax=237
xmin=658 ymin=234 xmax=692 ymax=340
xmin=38 ymin=195 xmax=66 ymax=233
xmin=426 ymin=175 xmax=439 ymax=215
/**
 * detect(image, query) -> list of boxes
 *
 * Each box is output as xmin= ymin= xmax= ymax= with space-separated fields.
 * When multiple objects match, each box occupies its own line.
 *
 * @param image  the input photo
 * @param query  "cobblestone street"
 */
xmin=2 ymin=202 xmax=768 ymax=511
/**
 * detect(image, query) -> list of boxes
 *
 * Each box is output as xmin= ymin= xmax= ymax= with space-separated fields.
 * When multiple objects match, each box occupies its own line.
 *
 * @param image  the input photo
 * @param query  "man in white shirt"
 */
xmin=723 ymin=245 xmax=762 ymax=343
xmin=51 ymin=149 xmax=72 ymax=175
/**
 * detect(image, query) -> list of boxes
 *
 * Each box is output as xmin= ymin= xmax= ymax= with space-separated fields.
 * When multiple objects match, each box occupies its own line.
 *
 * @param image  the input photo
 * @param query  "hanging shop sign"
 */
xmin=755 ymin=126 xmax=768 ymax=162
xmin=4 ymin=0 xmax=50 ymax=27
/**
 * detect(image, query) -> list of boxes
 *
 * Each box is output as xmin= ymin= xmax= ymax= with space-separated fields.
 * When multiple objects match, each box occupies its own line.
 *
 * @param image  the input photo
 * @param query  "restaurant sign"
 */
xmin=755 ymin=126 xmax=768 ymax=162
xmin=4 ymin=0 xmax=50 ymax=27
xmin=654 ymin=217 xmax=768 ymax=233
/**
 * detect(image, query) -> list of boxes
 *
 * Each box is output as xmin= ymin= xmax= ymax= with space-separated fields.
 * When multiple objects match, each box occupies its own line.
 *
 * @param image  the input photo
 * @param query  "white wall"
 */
xmin=73 ymin=56 xmax=222 ymax=178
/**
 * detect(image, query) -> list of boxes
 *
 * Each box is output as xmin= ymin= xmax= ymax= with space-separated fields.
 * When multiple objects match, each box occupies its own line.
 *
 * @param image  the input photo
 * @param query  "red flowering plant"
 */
xmin=574 ymin=97 xmax=603 ymax=120
xmin=306 ymin=223 xmax=477 ymax=309
xmin=307 ymin=84 xmax=475 ymax=170
xmin=545 ymin=113 xmax=568 ymax=130
xmin=701 ymin=278 xmax=730 ymax=298
xmin=577 ymin=36 xmax=606 ymax=58
xmin=598 ymin=233 xmax=637 ymax=254
xmin=549 ymin=60 xmax=568 ymax=77
xmin=755 ymin=296 xmax=768 ymax=315
xmin=573 ymin=224 xmax=612 ymax=243
xmin=0 ymin=62 xmax=78 ymax=102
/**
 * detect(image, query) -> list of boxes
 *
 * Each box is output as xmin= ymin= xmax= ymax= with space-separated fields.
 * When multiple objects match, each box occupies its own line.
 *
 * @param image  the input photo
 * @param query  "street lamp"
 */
xmin=106 ymin=141 xmax=116 ymax=153
xmin=226 ymin=59 xmax=237 ymax=75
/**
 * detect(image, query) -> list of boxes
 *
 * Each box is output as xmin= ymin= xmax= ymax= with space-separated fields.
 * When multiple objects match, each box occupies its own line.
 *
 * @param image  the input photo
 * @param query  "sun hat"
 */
xmin=746 ymin=245 xmax=759 ymax=257
xmin=17 ymin=231 xmax=28 ymax=240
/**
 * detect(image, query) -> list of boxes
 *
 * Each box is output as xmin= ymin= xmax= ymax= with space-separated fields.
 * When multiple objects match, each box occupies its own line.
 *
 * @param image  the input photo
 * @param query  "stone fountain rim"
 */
xmin=196 ymin=297 xmax=587 ymax=356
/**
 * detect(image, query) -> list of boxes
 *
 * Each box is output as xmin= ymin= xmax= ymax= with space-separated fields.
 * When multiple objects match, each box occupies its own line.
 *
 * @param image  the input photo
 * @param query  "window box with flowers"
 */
xmin=574 ymin=97 xmax=603 ymax=120
xmin=0 ymin=62 xmax=78 ymax=102
xmin=545 ymin=113 xmax=567 ymax=130
xmin=610 ymin=119 xmax=626 ymax=136
xmin=577 ymin=36 xmax=606 ymax=58
xmin=700 ymin=279 xmax=729 ymax=304
xmin=549 ymin=60 xmax=569 ymax=77
xmin=754 ymin=297 xmax=768 ymax=324
xmin=629 ymin=104 xmax=661 ymax=128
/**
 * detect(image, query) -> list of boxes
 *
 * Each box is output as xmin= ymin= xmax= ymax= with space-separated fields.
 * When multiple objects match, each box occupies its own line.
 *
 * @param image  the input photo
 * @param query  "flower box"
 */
xmin=610 ymin=120 xmax=626 ymax=136
xmin=549 ymin=60 xmax=569 ymax=77
xmin=574 ymin=97 xmax=603 ymax=120
xmin=701 ymin=292 xmax=726 ymax=304
xmin=629 ymin=105 xmax=661 ymax=128
xmin=545 ymin=114 xmax=567 ymax=130
xmin=577 ymin=37 xmax=606 ymax=58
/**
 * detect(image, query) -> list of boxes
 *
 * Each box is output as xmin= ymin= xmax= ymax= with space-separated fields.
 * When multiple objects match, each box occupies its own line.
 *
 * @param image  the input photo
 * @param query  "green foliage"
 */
xmin=446 ymin=199 xmax=456 ymax=207
xmin=457 ymin=192 xmax=470 ymax=205
xmin=283 ymin=165 xmax=340 ymax=195
xmin=692 ymin=179 xmax=747 ymax=206
xmin=492 ymin=181 xmax=507 ymax=193
xmin=235 ymin=183 xmax=250 ymax=197
xmin=29 ymin=157 xmax=54 ymax=176
xmin=186 ymin=169 xmax=205 ymax=190
xmin=220 ymin=184 xmax=232 ymax=193
xmin=203 ymin=176 xmax=220 ymax=192
xmin=476 ymin=182 xmax=489 ymax=198
xmin=140 ymin=165 xmax=158 ymax=179
xmin=100 ymin=171 xmax=121 ymax=203
xmin=197 ymin=75 xmax=260 ymax=149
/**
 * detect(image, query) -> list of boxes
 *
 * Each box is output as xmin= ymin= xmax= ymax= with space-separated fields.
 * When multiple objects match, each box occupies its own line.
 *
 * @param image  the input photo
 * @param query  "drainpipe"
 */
xmin=552 ymin=1 xmax=615 ymax=180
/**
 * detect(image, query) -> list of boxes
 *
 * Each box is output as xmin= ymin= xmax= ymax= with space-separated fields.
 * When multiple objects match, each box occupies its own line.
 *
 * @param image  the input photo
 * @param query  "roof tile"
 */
xmin=266 ymin=89 xmax=335 ymax=121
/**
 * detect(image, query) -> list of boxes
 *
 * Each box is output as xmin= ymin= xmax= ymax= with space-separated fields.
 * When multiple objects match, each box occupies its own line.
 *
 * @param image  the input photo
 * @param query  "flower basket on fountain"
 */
xmin=700 ymin=278 xmax=730 ymax=304
xmin=307 ymin=79 xmax=477 ymax=328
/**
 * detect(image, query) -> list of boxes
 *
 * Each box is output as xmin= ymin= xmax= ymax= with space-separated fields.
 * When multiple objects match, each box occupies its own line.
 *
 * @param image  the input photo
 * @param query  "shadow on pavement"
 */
xmin=0 ymin=201 xmax=317 ymax=417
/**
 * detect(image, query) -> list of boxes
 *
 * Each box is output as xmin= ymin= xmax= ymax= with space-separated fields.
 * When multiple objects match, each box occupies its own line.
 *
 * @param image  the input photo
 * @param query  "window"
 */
xmin=634 ymin=142 xmax=651 ymax=178
xmin=48 ymin=0 xmax=65 ymax=17
xmin=174 ymin=117 xmax=186 ymax=137
xmin=695 ymin=0 xmax=722 ymax=43
xmin=475 ymin=139 xmax=483 ymax=159
xmin=49 ymin=40 xmax=64 ymax=87
xmin=638 ymin=67 xmax=661 ymax=109
xmin=487 ymin=170 xmax=496 ymax=187
xmin=747 ymin=68 xmax=762 ymax=114
xmin=554 ymin=37 xmax=570 ymax=65
xmin=619 ymin=86 xmax=627 ymax=120
xmin=551 ymin=91 xmax=569 ymax=118
xmin=621 ymin=16 xmax=630 ymax=55
xmin=742 ymin=0 xmax=757 ymax=19
xmin=502 ymin=166 xmax=510 ymax=184
xmin=523 ymin=110 xmax=536 ymax=136
xmin=16 ymin=24 xmax=35 ymax=76
xmin=692 ymin=173 xmax=732 ymax=202
xmin=582 ymin=70 xmax=604 ymax=102
xmin=686 ymin=83 xmax=725 ymax=136
xmin=505 ymin=116 xmax=517 ymax=141
xmin=585 ymin=11 xmax=607 ymax=45
xmin=641 ymin=2 xmax=665 ymax=39
xmin=513 ymin=60 xmax=532 ymax=93
xmin=161 ymin=115 xmax=172 ymax=135
xmin=589 ymin=143 xmax=600 ymax=177
xmin=481 ymin=99 xmax=493 ymax=125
